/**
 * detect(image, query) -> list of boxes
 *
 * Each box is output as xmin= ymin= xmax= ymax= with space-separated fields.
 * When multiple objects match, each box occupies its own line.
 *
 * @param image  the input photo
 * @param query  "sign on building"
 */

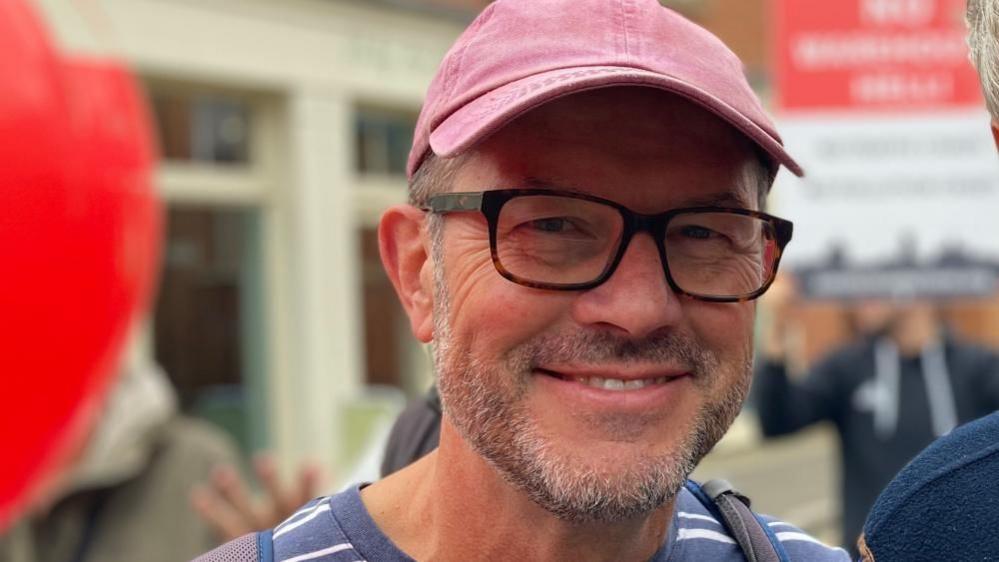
xmin=773 ymin=0 xmax=999 ymax=299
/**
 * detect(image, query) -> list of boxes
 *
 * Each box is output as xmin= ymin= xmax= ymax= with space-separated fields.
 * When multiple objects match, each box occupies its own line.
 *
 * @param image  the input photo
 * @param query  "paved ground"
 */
xmin=691 ymin=419 xmax=845 ymax=548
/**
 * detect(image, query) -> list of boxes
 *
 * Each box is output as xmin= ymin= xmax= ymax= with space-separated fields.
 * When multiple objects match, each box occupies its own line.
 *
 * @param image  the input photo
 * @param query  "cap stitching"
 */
xmin=613 ymin=0 xmax=626 ymax=57
xmin=621 ymin=0 xmax=638 ymax=63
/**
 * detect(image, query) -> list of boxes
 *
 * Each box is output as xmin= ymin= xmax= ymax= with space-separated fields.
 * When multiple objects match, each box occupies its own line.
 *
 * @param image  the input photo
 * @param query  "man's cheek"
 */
xmin=687 ymin=301 xmax=754 ymax=341
xmin=455 ymin=292 xmax=553 ymax=350
xmin=446 ymin=256 xmax=506 ymax=319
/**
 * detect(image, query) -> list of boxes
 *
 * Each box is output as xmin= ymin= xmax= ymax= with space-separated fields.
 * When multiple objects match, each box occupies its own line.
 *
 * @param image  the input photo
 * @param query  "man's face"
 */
xmin=429 ymin=88 xmax=761 ymax=523
xmin=850 ymin=300 xmax=900 ymax=337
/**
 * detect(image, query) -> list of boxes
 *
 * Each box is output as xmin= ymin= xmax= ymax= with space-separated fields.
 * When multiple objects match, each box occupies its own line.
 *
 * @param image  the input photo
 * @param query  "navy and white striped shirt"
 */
xmin=263 ymin=484 xmax=849 ymax=561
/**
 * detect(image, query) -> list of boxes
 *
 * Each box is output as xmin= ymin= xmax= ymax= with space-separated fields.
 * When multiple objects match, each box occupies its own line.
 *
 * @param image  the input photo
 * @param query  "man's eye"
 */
xmin=680 ymin=225 xmax=717 ymax=240
xmin=529 ymin=217 xmax=573 ymax=233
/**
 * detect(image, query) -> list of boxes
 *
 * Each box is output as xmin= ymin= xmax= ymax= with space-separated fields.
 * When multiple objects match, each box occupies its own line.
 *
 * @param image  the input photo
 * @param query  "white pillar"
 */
xmin=271 ymin=89 xmax=362 ymax=477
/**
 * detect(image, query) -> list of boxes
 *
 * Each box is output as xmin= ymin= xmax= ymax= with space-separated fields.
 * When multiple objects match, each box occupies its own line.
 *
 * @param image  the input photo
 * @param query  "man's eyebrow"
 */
xmin=522 ymin=176 xmax=576 ymax=190
xmin=520 ymin=179 xmax=754 ymax=208
xmin=680 ymin=191 xmax=753 ymax=208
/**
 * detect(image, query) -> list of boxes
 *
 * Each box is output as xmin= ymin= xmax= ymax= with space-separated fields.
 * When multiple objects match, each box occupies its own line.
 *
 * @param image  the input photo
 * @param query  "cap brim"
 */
xmin=429 ymin=66 xmax=804 ymax=177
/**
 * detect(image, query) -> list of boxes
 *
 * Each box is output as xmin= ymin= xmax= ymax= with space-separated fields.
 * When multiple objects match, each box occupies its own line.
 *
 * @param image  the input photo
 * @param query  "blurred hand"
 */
xmin=190 ymin=454 xmax=324 ymax=542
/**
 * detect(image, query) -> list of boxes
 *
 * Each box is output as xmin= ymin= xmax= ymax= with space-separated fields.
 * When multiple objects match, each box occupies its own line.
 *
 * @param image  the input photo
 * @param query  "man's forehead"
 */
xmin=515 ymin=175 xmax=758 ymax=209
xmin=439 ymin=89 xmax=765 ymax=208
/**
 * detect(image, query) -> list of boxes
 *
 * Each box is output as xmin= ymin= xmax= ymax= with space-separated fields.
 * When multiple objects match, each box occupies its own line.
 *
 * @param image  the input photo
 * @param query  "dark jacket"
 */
xmin=380 ymin=386 xmax=442 ymax=477
xmin=754 ymin=334 xmax=999 ymax=552
xmin=861 ymin=411 xmax=999 ymax=560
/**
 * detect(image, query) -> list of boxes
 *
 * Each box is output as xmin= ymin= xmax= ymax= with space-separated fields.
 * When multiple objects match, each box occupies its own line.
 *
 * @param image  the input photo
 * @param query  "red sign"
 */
xmin=774 ymin=0 xmax=983 ymax=111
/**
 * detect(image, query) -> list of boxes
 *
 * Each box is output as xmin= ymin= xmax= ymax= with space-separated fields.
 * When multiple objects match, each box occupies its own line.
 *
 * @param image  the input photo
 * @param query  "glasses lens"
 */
xmin=665 ymin=212 xmax=777 ymax=298
xmin=495 ymin=195 xmax=623 ymax=286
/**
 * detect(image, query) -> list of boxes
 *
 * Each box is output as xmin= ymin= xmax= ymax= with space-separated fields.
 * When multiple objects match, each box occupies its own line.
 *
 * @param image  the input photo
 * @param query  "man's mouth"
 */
xmin=536 ymin=369 xmax=687 ymax=392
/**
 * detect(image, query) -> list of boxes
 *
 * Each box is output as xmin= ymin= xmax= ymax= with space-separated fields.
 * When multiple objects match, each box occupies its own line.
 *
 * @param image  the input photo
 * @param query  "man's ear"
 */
xmin=379 ymin=204 xmax=435 ymax=343
xmin=991 ymin=119 xmax=999 ymax=152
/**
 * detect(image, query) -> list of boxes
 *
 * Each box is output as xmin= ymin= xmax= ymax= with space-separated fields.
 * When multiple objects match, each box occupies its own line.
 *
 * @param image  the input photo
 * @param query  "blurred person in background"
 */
xmin=0 ymin=354 xmax=322 ymax=562
xmin=755 ymin=274 xmax=999 ymax=556
xmin=968 ymin=0 xmax=999 ymax=147
xmin=851 ymin=1 xmax=999 ymax=558
xmin=0 ymin=359 xmax=237 ymax=562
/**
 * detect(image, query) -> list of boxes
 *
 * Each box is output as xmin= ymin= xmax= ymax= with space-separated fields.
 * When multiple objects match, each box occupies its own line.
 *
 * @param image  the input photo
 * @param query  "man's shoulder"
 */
xmin=670 ymin=486 xmax=850 ymax=561
xmin=269 ymin=494 xmax=359 ymax=561
xmin=193 ymin=493 xmax=363 ymax=562
xmin=199 ymin=485 xmax=848 ymax=562
xmin=756 ymin=516 xmax=851 ymax=562
xmin=269 ymin=486 xmax=413 ymax=562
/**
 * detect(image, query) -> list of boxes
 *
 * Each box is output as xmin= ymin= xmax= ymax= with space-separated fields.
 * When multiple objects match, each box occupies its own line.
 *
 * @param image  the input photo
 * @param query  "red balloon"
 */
xmin=0 ymin=0 xmax=161 ymax=529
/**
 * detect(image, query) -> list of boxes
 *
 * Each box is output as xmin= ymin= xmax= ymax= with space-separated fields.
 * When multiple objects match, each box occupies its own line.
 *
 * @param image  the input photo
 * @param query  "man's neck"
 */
xmin=362 ymin=423 xmax=675 ymax=562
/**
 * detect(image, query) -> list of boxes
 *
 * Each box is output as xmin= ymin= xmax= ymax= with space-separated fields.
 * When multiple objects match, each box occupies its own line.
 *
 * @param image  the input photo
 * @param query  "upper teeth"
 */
xmin=580 ymin=376 xmax=669 ymax=391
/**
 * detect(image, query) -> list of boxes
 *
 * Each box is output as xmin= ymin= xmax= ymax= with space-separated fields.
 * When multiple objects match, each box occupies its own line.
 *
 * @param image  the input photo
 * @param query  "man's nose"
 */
xmin=570 ymin=233 xmax=684 ymax=338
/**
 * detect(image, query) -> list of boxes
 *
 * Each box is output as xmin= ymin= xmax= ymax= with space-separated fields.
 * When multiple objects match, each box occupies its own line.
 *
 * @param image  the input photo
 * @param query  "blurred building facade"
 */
xmin=34 ymin=0 xmax=487 ymax=477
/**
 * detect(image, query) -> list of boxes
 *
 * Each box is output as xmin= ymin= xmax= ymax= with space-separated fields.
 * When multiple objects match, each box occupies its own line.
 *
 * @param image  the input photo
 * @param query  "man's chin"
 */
xmin=515 ymin=458 xmax=687 ymax=525
xmin=483 ymin=430 xmax=695 ymax=525
xmin=451 ymin=392 xmax=736 ymax=525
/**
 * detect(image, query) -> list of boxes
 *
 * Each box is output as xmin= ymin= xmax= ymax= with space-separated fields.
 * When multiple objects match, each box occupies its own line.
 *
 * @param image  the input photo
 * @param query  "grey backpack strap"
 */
xmin=701 ymin=479 xmax=782 ymax=562
xmin=191 ymin=530 xmax=269 ymax=562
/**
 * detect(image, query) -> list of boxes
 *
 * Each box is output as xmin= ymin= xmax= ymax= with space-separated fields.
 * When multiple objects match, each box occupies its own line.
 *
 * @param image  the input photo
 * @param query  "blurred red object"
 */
xmin=0 ymin=0 xmax=161 ymax=530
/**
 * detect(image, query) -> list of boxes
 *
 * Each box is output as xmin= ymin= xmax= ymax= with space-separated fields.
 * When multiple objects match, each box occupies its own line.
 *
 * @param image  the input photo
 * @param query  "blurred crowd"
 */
xmin=754 ymin=274 xmax=999 ymax=557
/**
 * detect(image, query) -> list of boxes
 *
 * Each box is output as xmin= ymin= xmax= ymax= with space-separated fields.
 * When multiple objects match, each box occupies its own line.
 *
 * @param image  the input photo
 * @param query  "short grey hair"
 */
xmin=408 ymin=153 xmax=466 ymax=207
xmin=967 ymin=0 xmax=999 ymax=120
xmin=409 ymin=153 xmax=461 ymax=263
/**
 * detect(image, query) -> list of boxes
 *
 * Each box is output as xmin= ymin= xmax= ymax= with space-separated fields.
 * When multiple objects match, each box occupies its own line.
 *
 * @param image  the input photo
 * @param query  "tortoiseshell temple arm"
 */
xmin=424 ymin=192 xmax=484 ymax=214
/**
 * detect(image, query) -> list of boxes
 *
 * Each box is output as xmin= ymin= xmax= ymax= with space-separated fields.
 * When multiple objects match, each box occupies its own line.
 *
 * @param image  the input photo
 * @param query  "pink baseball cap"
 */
xmin=407 ymin=0 xmax=803 ymax=180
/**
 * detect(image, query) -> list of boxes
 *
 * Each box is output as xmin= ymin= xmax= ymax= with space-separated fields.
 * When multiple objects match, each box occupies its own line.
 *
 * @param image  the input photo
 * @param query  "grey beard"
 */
xmin=431 ymin=254 xmax=751 ymax=524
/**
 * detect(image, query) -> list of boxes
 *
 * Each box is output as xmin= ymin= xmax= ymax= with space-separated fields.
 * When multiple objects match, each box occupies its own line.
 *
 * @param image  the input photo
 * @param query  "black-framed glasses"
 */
xmin=422 ymin=189 xmax=793 ymax=303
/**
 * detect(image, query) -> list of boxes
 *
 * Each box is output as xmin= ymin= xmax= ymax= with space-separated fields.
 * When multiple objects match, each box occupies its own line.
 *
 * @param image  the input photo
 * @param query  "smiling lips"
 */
xmin=538 ymin=368 xmax=690 ymax=392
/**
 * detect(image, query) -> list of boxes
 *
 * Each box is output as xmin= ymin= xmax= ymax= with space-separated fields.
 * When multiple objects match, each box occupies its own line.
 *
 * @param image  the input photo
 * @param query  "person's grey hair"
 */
xmin=749 ymin=154 xmax=772 ymax=211
xmin=410 ymin=153 xmax=466 ymax=259
xmin=408 ymin=153 xmax=466 ymax=207
xmin=967 ymin=0 xmax=999 ymax=120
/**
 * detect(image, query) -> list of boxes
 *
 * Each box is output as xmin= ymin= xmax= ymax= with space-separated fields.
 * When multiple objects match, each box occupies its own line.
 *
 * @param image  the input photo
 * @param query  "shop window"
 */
xmin=151 ymin=91 xmax=252 ymax=165
xmin=355 ymin=106 xmax=417 ymax=176
xmin=153 ymin=206 xmax=265 ymax=450
xmin=361 ymin=227 xmax=406 ymax=387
